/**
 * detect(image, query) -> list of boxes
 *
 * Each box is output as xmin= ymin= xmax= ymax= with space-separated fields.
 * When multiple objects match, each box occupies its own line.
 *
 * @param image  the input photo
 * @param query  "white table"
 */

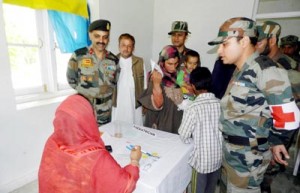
xmin=100 ymin=120 xmax=193 ymax=193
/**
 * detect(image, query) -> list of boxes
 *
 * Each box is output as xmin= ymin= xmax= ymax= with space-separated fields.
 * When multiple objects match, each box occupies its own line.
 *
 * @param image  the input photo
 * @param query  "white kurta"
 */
xmin=112 ymin=57 xmax=143 ymax=125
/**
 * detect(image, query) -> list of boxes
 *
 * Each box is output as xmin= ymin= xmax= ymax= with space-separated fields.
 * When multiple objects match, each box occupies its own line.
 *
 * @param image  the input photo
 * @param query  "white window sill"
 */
xmin=16 ymin=89 xmax=77 ymax=110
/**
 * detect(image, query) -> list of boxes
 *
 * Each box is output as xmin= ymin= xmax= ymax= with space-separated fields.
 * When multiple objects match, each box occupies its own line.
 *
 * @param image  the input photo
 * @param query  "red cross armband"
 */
xmin=270 ymin=101 xmax=300 ymax=130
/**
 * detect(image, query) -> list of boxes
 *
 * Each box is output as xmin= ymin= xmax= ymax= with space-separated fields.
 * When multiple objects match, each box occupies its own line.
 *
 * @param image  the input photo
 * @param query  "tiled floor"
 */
xmin=271 ymin=169 xmax=300 ymax=193
xmin=9 ymin=147 xmax=300 ymax=193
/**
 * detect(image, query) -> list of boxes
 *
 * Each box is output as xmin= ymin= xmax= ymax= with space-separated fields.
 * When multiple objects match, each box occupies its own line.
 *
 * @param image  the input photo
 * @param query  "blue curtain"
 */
xmin=48 ymin=7 xmax=90 ymax=53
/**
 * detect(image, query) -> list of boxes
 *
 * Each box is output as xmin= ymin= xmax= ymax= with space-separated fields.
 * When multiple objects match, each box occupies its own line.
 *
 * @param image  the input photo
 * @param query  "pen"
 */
xmin=126 ymin=144 xmax=160 ymax=158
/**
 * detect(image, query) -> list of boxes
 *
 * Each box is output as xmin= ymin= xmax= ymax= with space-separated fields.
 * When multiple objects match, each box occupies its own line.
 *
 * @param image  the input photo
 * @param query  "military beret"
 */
xmin=89 ymin=19 xmax=111 ymax=32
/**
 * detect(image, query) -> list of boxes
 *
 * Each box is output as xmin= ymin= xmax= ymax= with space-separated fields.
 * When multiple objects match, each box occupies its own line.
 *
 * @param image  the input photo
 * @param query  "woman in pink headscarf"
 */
xmin=139 ymin=45 xmax=183 ymax=134
xmin=38 ymin=94 xmax=141 ymax=193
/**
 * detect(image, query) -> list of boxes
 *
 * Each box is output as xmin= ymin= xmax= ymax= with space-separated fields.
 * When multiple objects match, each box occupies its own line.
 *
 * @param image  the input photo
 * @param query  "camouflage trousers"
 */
xmin=220 ymin=141 xmax=272 ymax=193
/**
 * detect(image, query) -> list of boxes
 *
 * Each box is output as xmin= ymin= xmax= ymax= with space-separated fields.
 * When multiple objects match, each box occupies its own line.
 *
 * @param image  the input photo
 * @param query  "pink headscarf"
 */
xmin=39 ymin=94 xmax=139 ymax=193
xmin=52 ymin=94 xmax=103 ymax=153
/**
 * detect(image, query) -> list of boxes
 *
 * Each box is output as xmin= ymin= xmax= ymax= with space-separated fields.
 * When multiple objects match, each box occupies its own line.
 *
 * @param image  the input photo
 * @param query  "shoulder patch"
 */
xmin=277 ymin=58 xmax=292 ymax=70
xmin=75 ymin=47 xmax=88 ymax=56
xmin=255 ymin=55 xmax=278 ymax=70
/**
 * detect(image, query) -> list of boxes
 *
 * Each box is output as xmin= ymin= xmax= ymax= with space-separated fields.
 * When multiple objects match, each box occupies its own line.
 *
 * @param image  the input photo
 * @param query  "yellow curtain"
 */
xmin=3 ymin=0 xmax=88 ymax=18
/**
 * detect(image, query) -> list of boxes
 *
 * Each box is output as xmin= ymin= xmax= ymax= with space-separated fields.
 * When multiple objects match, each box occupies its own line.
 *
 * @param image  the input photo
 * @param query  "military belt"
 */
xmin=94 ymin=96 xmax=111 ymax=104
xmin=223 ymin=135 xmax=268 ymax=146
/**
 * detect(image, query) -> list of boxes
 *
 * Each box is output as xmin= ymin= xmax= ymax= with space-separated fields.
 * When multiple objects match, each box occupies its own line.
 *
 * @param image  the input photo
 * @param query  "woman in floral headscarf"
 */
xmin=38 ymin=94 xmax=141 ymax=193
xmin=139 ymin=45 xmax=183 ymax=133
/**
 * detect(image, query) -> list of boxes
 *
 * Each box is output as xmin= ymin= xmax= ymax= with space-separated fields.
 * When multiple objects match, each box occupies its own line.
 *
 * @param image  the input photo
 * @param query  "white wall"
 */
xmin=90 ymin=0 xmax=154 ymax=71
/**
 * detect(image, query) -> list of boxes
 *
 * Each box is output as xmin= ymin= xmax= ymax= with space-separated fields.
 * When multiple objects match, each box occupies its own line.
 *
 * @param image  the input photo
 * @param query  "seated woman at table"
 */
xmin=139 ymin=45 xmax=183 ymax=134
xmin=38 ymin=94 xmax=142 ymax=193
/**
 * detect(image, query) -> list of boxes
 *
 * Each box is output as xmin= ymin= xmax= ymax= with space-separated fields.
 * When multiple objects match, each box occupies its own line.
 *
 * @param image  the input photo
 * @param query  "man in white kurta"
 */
xmin=112 ymin=33 xmax=147 ymax=125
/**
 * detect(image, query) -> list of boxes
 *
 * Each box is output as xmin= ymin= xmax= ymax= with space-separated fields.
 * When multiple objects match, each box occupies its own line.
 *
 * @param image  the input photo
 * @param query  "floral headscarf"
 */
xmin=158 ymin=45 xmax=180 ymax=87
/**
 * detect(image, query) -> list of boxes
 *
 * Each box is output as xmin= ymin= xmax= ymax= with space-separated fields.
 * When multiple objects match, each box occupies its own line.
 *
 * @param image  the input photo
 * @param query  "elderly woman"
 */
xmin=38 ymin=94 xmax=141 ymax=193
xmin=139 ymin=45 xmax=183 ymax=134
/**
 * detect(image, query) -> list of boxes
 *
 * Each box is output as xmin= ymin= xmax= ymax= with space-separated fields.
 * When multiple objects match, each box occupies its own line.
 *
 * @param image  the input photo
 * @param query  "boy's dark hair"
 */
xmin=185 ymin=50 xmax=201 ymax=65
xmin=190 ymin=67 xmax=212 ymax=92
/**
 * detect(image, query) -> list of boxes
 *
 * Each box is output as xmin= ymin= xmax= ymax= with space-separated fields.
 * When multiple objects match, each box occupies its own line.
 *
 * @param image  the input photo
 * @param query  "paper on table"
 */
xmin=140 ymin=156 xmax=160 ymax=173
xmin=150 ymin=59 xmax=163 ymax=76
xmin=101 ymin=132 xmax=161 ymax=172
xmin=127 ymin=145 xmax=161 ymax=173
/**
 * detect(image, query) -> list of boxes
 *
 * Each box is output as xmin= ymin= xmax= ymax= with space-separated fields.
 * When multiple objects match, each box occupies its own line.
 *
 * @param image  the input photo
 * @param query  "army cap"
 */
xmin=208 ymin=17 xmax=256 ymax=46
xmin=168 ymin=21 xmax=191 ymax=35
xmin=89 ymin=19 xmax=111 ymax=32
xmin=256 ymin=21 xmax=281 ymax=41
xmin=281 ymin=35 xmax=299 ymax=46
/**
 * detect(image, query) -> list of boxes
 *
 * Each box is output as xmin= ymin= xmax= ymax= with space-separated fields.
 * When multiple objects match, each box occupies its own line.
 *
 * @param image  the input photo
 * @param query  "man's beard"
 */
xmin=260 ymin=44 xmax=271 ymax=56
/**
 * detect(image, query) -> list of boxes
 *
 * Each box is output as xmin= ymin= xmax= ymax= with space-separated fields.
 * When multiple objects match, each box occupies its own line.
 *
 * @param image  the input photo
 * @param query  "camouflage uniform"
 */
xmin=257 ymin=22 xmax=298 ymax=70
xmin=257 ymin=21 xmax=300 ymax=120
xmin=208 ymin=17 xmax=300 ymax=193
xmin=274 ymin=53 xmax=300 ymax=109
xmin=257 ymin=22 xmax=300 ymax=192
xmin=257 ymin=21 xmax=300 ymax=108
xmin=219 ymin=53 xmax=295 ymax=192
xmin=67 ymin=47 xmax=119 ymax=126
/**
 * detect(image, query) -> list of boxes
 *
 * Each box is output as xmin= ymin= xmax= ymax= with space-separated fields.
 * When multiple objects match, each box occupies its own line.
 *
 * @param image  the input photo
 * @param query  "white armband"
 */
xmin=270 ymin=101 xmax=300 ymax=130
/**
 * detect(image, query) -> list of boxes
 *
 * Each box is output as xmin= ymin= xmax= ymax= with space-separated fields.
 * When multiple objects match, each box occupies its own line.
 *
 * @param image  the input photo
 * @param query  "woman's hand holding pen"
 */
xmin=130 ymin=145 xmax=142 ymax=167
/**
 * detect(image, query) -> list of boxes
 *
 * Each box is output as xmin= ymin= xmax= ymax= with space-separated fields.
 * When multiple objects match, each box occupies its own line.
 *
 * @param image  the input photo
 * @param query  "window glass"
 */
xmin=3 ymin=4 xmax=43 ymax=92
xmin=8 ymin=46 xmax=42 ymax=90
xmin=56 ymin=48 xmax=71 ymax=88
xmin=257 ymin=0 xmax=300 ymax=14
xmin=3 ymin=4 xmax=38 ymax=45
xmin=3 ymin=3 xmax=74 ymax=99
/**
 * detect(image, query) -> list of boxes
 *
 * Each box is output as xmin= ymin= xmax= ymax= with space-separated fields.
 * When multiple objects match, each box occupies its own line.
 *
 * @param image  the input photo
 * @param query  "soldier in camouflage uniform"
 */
xmin=280 ymin=35 xmax=300 ymax=70
xmin=256 ymin=21 xmax=300 ymax=193
xmin=256 ymin=21 xmax=298 ymax=71
xmin=168 ymin=21 xmax=199 ymax=69
xmin=256 ymin=21 xmax=300 ymax=114
xmin=208 ymin=17 xmax=300 ymax=193
xmin=67 ymin=19 xmax=119 ymax=126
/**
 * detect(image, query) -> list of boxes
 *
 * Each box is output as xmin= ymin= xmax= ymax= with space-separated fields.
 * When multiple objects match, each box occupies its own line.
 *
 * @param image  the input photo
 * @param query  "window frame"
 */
xmin=3 ymin=4 xmax=74 ymax=105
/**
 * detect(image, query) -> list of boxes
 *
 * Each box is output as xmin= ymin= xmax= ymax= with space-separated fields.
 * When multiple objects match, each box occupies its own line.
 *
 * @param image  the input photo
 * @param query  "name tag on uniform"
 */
xmin=232 ymin=81 xmax=246 ymax=87
xmin=81 ymin=75 xmax=87 ymax=81
xmin=81 ymin=75 xmax=93 ymax=82
xmin=87 ymin=76 xmax=93 ymax=82
xmin=82 ymin=58 xmax=93 ymax=68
